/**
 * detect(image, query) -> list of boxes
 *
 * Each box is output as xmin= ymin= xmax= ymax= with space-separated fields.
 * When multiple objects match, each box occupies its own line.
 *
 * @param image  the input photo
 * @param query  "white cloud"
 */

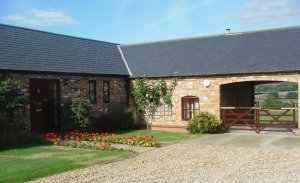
xmin=238 ymin=0 xmax=300 ymax=25
xmin=3 ymin=9 xmax=78 ymax=26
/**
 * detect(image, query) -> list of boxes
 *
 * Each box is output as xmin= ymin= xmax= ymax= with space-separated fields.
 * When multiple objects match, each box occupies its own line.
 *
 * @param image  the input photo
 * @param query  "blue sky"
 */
xmin=1 ymin=0 xmax=300 ymax=44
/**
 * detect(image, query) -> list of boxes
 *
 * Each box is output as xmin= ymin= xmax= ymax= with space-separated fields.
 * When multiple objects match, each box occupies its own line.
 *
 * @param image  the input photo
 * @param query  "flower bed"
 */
xmin=40 ymin=130 xmax=157 ymax=147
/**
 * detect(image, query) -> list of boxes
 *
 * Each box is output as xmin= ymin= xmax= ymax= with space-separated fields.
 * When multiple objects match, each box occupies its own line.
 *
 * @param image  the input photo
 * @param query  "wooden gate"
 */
xmin=221 ymin=105 xmax=298 ymax=133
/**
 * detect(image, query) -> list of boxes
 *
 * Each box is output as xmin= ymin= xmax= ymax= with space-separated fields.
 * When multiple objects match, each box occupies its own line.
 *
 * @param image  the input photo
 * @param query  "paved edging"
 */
xmin=110 ymin=143 xmax=158 ymax=153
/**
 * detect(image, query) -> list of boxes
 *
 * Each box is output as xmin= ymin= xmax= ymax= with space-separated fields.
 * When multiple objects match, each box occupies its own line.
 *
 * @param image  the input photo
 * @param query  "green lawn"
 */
xmin=259 ymin=110 xmax=298 ymax=125
xmin=0 ymin=130 xmax=201 ymax=182
xmin=115 ymin=129 xmax=202 ymax=145
xmin=0 ymin=144 xmax=133 ymax=182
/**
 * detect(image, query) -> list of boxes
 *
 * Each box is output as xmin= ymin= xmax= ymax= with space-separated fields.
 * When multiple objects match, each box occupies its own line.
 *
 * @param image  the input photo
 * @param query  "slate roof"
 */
xmin=120 ymin=26 xmax=300 ymax=78
xmin=0 ymin=24 xmax=129 ymax=76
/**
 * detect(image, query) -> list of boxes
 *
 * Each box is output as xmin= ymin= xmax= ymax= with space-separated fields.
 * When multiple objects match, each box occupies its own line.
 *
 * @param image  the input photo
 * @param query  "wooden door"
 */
xmin=29 ymin=79 xmax=60 ymax=133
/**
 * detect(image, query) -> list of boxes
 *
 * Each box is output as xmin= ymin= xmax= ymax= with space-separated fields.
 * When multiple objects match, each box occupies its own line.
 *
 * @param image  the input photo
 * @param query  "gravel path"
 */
xmin=30 ymin=142 xmax=300 ymax=183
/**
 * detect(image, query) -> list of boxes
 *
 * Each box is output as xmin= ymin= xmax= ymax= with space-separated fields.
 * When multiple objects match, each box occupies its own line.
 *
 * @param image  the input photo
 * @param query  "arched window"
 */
xmin=181 ymin=96 xmax=199 ymax=120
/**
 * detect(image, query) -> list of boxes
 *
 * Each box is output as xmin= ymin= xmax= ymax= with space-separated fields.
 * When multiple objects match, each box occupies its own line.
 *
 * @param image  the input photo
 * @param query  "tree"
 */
xmin=261 ymin=94 xmax=290 ymax=107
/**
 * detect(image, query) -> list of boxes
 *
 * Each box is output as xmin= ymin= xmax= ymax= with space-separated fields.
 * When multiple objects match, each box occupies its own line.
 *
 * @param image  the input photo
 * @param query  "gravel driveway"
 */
xmin=30 ymin=135 xmax=300 ymax=183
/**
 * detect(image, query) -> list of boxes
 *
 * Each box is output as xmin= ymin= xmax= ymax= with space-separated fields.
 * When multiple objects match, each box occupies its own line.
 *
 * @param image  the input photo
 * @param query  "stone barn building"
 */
xmin=1 ymin=24 xmax=300 ymax=135
xmin=120 ymin=26 xmax=300 ymax=133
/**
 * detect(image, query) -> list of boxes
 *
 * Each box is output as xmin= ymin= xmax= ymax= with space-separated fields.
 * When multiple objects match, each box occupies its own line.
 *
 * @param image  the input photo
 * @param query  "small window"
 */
xmin=181 ymin=96 xmax=199 ymax=120
xmin=103 ymin=81 xmax=110 ymax=103
xmin=145 ymin=105 xmax=172 ymax=116
xmin=89 ymin=80 xmax=96 ymax=103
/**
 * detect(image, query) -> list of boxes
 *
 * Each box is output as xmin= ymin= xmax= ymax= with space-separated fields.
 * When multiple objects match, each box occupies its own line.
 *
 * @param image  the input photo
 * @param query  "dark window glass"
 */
xmin=103 ymin=81 xmax=110 ymax=103
xmin=89 ymin=80 xmax=96 ymax=103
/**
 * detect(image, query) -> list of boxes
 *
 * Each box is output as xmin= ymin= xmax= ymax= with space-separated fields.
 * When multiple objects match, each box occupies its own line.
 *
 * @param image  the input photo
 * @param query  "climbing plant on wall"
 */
xmin=131 ymin=77 xmax=177 ymax=119
xmin=0 ymin=77 xmax=28 ymax=145
xmin=0 ymin=78 xmax=27 ymax=111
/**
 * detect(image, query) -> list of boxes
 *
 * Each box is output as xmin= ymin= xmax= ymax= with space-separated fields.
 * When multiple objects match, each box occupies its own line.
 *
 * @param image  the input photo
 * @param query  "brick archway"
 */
xmin=219 ymin=78 xmax=299 ymax=135
xmin=219 ymin=76 xmax=298 ymax=86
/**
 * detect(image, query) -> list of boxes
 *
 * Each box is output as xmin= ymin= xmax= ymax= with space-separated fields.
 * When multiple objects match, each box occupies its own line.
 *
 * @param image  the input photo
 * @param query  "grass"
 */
xmin=115 ymin=129 xmax=202 ymax=145
xmin=0 ymin=143 xmax=133 ymax=182
xmin=0 ymin=129 xmax=202 ymax=182
xmin=259 ymin=110 xmax=298 ymax=125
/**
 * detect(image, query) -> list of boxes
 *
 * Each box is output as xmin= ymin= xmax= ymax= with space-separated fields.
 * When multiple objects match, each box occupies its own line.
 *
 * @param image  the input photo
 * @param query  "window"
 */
xmin=145 ymin=105 xmax=172 ymax=116
xmin=181 ymin=96 xmax=199 ymax=120
xmin=155 ymin=105 xmax=172 ymax=116
xmin=103 ymin=81 xmax=110 ymax=103
xmin=89 ymin=80 xmax=96 ymax=103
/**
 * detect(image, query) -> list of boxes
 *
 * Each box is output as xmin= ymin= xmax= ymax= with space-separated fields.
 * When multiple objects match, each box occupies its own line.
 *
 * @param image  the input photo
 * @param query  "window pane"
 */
xmin=184 ymin=100 xmax=190 ymax=109
xmin=89 ymin=80 xmax=96 ymax=103
xmin=103 ymin=81 xmax=110 ymax=103
xmin=90 ymin=83 xmax=94 ymax=90
xmin=193 ymin=99 xmax=199 ymax=109
xmin=146 ymin=105 xmax=172 ymax=116
xmin=104 ymin=83 xmax=108 ymax=91
xmin=184 ymin=109 xmax=190 ymax=119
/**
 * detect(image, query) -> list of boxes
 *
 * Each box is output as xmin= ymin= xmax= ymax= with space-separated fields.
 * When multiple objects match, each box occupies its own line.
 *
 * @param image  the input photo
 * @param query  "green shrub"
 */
xmin=0 ymin=78 xmax=27 ymax=110
xmin=70 ymin=98 xmax=94 ymax=131
xmin=0 ymin=77 xmax=28 ymax=145
xmin=287 ymin=92 xmax=298 ymax=99
xmin=68 ymin=140 xmax=78 ymax=148
xmin=95 ymin=104 xmax=142 ymax=131
xmin=60 ymin=97 xmax=94 ymax=132
xmin=60 ymin=100 xmax=74 ymax=132
xmin=187 ymin=111 xmax=221 ymax=134
xmin=261 ymin=94 xmax=291 ymax=107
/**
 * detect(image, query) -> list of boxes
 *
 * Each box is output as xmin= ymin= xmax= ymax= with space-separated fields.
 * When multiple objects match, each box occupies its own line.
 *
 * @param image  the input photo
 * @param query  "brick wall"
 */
xmin=143 ymin=72 xmax=300 ymax=133
xmin=2 ymin=71 xmax=300 ymax=134
xmin=3 ymin=72 xmax=128 ymax=134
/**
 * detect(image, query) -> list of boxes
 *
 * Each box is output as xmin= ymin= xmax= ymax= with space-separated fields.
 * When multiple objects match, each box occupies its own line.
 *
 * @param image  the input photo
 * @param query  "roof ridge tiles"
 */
xmin=121 ymin=25 xmax=300 ymax=47
xmin=0 ymin=23 xmax=119 ymax=45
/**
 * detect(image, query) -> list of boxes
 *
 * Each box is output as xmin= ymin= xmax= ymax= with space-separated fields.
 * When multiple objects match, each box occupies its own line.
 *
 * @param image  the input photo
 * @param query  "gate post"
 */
xmin=298 ymin=82 xmax=300 ymax=136
xmin=221 ymin=108 xmax=226 ymax=130
xmin=255 ymin=102 xmax=260 ymax=134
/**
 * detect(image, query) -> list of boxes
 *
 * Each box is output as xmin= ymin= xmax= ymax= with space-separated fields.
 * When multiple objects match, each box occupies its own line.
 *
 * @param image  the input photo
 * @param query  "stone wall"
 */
xmin=144 ymin=72 xmax=300 ymax=132
xmin=2 ymin=72 xmax=128 ymax=134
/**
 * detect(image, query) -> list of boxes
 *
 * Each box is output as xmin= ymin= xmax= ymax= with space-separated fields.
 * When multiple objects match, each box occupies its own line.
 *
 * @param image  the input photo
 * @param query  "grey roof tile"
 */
xmin=120 ymin=27 xmax=300 ymax=77
xmin=0 ymin=24 xmax=129 ymax=76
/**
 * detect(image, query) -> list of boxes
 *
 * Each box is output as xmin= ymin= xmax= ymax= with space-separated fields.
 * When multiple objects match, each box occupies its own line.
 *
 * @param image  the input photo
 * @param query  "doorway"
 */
xmin=29 ymin=79 xmax=60 ymax=133
xmin=220 ymin=81 xmax=298 ymax=133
